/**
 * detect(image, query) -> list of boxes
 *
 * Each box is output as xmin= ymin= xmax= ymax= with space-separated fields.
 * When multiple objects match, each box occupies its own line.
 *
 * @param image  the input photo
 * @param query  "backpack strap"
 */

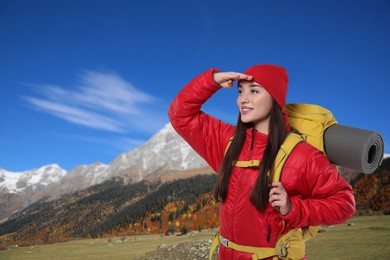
xmin=210 ymin=228 xmax=279 ymax=260
xmin=272 ymin=133 xmax=306 ymax=182
xmin=272 ymin=133 xmax=321 ymax=248
xmin=224 ymin=136 xmax=234 ymax=155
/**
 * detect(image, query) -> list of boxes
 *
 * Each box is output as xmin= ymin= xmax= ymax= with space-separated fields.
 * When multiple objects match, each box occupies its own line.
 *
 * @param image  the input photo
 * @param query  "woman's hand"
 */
xmin=213 ymin=72 xmax=253 ymax=88
xmin=269 ymin=182 xmax=292 ymax=216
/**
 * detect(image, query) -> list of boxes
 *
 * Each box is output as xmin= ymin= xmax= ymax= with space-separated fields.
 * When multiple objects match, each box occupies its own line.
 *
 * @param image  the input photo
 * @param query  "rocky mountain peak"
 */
xmin=0 ymin=123 xmax=209 ymax=221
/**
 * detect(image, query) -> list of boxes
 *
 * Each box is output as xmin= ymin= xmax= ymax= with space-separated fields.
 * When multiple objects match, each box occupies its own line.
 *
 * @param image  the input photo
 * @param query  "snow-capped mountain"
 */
xmin=54 ymin=162 xmax=109 ymax=195
xmin=107 ymin=123 xmax=208 ymax=181
xmin=1 ymin=123 xmax=206 ymax=196
xmin=0 ymin=123 xmax=208 ymax=221
xmin=49 ymin=123 xmax=208 ymax=195
xmin=0 ymin=164 xmax=66 ymax=194
xmin=0 ymin=164 xmax=67 ymax=222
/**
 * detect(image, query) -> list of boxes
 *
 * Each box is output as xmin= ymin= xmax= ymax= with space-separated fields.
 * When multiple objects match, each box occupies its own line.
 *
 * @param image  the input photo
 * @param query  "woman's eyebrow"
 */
xmin=237 ymin=83 xmax=262 ymax=89
xmin=238 ymin=83 xmax=261 ymax=88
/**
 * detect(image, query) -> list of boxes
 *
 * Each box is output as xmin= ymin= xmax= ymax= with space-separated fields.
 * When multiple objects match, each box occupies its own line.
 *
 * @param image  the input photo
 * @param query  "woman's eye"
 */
xmin=238 ymin=89 xmax=243 ymax=94
xmin=251 ymin=89 xmax=259 ymax=94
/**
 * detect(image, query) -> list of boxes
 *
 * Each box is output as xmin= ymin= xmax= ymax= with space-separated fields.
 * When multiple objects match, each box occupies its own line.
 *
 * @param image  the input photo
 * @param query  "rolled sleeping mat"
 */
xmin=324 ymin=124 xmax=384 ymax=174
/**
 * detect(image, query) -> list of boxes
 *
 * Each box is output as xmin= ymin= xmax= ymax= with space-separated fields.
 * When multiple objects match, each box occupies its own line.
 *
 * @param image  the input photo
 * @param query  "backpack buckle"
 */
xmin=220 ymin=236 xmax=229 ymax=248
xmin=278 ymin=242 xmax=289 ymax=258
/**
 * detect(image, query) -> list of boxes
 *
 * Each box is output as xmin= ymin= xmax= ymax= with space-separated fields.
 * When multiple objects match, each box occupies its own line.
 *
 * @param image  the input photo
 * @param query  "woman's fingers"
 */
xmin=213 ymin=72 xmax=253 ymax=88
xmin=269 ymin=182 xmax=291 ymax=215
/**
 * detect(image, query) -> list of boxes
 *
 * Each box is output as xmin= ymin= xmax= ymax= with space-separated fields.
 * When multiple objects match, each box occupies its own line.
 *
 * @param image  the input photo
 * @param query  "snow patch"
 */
xmin=0 ymin=170 xmax=23 ymax=193
xmin=0 ymin=164 xmax=67 ymax=193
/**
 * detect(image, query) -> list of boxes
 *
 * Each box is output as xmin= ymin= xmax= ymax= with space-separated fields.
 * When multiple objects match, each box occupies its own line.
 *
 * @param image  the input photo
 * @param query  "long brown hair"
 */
xmin=213 ymin=100 xmax=287 ymax=211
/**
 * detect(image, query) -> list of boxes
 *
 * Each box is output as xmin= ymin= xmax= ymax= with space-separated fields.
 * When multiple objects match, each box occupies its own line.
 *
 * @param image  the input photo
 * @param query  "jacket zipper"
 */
xmin=250 ymin=128 xmax=255 ymax=151
xmin=232 ymin=128 xmax=256 ymax=243
xmin=231 ymin=169 xmax=244 ymax=244
xmin=252 ymin=128 xmax=272 ymax=243
xmin=266 ymin=224 xmax=271 ymax=243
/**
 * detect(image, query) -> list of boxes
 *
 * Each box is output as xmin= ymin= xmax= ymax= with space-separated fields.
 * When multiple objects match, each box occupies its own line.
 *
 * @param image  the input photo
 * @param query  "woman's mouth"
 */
xmin=241 ymin=106 xmax=253 ymax=115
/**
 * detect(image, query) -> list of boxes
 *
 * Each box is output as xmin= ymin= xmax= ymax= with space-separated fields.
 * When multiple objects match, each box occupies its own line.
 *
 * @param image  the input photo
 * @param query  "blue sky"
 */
xmin=1 ymin=0 xmax=389 ymax=172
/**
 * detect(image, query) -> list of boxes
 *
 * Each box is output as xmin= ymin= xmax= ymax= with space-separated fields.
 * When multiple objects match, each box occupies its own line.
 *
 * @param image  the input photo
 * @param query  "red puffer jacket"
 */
xmin=168 ymin=68 xmax=356 ymax=259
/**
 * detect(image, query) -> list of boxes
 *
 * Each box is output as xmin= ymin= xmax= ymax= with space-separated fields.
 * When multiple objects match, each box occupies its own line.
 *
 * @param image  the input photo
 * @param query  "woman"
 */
xmin=168 ymin=64 xmax=355 ymax=259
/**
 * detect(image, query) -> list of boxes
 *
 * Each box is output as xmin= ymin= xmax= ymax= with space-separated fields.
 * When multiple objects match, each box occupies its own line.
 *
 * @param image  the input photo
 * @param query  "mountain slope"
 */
xmin=0 ymin=173 xmax=217 ymax=245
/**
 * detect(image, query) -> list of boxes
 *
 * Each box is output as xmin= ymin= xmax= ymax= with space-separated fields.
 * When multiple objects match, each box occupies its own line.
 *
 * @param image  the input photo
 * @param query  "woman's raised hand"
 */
xmin=213 ymin=72 xmax=253 ymax=88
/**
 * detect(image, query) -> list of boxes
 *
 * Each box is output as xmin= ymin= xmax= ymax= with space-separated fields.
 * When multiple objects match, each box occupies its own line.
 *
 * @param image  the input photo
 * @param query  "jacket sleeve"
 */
xmin=281 ymin=144 xmax=356 ymax=227
xmin=168 ymin=68 xmax=235 ymax=173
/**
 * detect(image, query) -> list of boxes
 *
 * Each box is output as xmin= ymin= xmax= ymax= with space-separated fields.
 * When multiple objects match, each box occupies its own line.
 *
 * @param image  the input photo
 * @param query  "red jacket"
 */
xmin=168 ymin=68 xmax=356 ymax=259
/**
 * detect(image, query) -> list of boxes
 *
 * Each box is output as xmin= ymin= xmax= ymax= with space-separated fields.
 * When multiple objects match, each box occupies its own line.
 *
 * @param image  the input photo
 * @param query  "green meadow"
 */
xmin=1 ymin=215 xmax=389 ymax=259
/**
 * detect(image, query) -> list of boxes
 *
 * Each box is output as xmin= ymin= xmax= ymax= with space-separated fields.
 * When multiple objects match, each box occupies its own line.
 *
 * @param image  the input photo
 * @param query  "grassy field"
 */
xmin=1 ymin=215 xmax=389 ymax=259
xmin=0 ymin=231 xmax=214 ymax=260
xmin=305 ymin=215 xmax=390 ymax=260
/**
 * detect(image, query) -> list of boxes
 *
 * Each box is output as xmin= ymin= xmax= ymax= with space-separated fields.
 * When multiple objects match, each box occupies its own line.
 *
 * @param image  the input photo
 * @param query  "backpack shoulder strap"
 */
xmin=224 ymin=136 xmax=234 ymax=155
xmin=272 ymin=132 xmax=321 ymax=244
xmin=272 ymin=133 xmax=305 ymax=182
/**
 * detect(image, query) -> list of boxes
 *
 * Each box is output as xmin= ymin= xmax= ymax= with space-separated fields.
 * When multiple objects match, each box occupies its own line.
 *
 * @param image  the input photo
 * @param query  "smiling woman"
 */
xmin=168 ymin=64 xmax=356 ymax=259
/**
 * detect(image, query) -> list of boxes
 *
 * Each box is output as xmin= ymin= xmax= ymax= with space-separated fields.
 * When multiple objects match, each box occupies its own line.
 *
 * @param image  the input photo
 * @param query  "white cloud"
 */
xmin=23 ymin=70 xmax=160 ymax=133
xmin=24 ymin=97 xmax=126 ymax=132
xmin=76 ymin=70 xmax=155 ymax=114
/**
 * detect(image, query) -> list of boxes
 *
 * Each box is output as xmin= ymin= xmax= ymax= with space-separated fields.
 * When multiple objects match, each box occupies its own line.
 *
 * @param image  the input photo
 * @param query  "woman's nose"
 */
xmin=239 ymin=93 xmax=249 ymax=104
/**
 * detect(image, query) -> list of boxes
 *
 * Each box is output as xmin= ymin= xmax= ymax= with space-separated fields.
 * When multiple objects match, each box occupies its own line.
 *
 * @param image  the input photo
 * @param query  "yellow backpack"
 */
xmin=209 ymin=104 xmax=337 ymax=260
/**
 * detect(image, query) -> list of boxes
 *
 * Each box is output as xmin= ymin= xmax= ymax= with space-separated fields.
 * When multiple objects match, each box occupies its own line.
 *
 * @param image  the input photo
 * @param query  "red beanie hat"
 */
xmin=242 ymin=64 xmax=288 ymax=109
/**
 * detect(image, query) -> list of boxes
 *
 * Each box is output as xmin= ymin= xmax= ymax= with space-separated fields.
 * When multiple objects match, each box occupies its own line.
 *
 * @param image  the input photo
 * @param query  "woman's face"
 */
xmin=237 ymin=81 xmax=273 ymax=133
